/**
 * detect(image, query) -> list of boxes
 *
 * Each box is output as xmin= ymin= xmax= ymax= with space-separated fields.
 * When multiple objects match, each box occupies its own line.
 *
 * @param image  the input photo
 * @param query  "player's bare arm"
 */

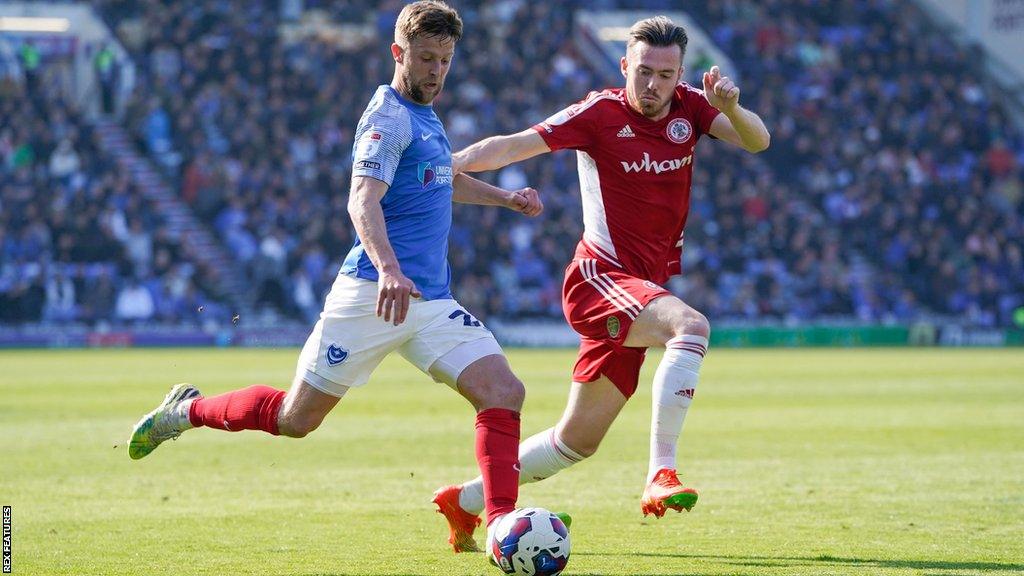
xmin=452 ymin=129 xmax=551 ymax=175
xmin=451 ymin=174 xmax=543 ymax=217
xmin=347 ymin=175 xmax=421 ymax=326
xmin=703 ymin=65 xmax=770 ymax=153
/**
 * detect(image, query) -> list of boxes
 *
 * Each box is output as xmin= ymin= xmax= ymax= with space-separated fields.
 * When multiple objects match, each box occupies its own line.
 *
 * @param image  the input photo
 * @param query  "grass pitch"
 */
xmin=1 ymin=348 xmax=1022 ymax=575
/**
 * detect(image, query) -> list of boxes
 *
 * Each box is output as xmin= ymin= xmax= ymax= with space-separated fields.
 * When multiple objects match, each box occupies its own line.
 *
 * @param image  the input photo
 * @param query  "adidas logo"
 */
xmin=617 ymin=124 xmax=635 ymax=138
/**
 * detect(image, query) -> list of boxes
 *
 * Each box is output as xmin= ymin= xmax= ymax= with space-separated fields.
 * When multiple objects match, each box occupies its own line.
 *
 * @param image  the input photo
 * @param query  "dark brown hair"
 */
xmin=395 ymin=1 xmax=463 ymax=45
xmin=628 ymin=16 xmax=688 ymax=58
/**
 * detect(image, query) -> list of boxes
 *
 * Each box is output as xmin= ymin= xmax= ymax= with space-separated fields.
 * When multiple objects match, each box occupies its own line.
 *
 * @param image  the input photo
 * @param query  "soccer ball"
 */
xmin=488 ymin=507 xmax=570 ymax=576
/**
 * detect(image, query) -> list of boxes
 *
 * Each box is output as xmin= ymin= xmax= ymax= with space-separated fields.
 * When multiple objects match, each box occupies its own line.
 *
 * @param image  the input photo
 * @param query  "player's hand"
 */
xmin=702 ymin=65 xmax=740 ymax=113
xmin=507 ymin=187 xmax=543 ymax=217
xmin=377 ymin=270 xmax=421 ymax=326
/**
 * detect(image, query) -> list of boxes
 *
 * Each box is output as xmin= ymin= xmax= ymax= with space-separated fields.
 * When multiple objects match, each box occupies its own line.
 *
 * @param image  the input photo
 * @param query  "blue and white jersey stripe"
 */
xmin=351 ymin=88 xmax=414 ymax=185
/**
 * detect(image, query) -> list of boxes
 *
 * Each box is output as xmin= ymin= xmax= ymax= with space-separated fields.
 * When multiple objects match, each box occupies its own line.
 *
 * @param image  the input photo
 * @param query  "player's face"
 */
xmin=621 ymin=42 xmax=683 ymax=120
xmin=394 ymin=35 xmax=455 ymax=105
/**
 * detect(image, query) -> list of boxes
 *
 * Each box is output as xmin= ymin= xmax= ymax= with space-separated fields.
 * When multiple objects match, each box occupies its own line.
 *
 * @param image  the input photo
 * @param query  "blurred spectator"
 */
xmin=81 ymin=268 xmax=118 ymax=324
xmin=95 ymin=43 xmax=119 ymax=115
xmin=49 ymin=138 xmax=81 ymax=181
xmin=44 ymin=269 xmax=77 ymax=322
xmin=115 ymin=277 xmax=155 ymax=322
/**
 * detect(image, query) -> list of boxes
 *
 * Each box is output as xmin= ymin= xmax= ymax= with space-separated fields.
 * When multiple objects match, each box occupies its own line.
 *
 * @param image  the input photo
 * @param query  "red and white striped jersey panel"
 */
xmin=534 ymin=85 xmax=720 ymax=283
xmin=576 ymin=150 xmax=621 ymax=267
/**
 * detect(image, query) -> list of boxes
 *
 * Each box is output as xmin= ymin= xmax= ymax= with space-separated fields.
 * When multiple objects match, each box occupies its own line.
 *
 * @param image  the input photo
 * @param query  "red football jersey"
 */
xmin=533 ymin=84 xmax=720 ymax=284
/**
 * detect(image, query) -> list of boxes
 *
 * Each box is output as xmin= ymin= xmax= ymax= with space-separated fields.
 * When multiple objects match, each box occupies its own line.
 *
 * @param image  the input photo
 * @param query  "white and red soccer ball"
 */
xmin=488 ymin=507 xmax=570 ymax=576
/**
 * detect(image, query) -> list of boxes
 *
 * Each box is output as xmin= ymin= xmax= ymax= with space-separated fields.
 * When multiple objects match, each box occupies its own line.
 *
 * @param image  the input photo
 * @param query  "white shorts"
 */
xmin=294 ymin=274 xmax=503 ymax=397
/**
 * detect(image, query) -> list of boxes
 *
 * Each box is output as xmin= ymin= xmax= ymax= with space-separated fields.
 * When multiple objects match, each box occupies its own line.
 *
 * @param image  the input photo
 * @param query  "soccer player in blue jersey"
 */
xmin=128 ymin=0 xmax=542 ymax=553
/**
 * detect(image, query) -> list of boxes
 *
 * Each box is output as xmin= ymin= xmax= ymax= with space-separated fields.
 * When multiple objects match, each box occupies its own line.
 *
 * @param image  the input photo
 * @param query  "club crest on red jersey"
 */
xmin=666 ymin=118 xmax=692 ymax=143
xmin=606 ymin=315 xmax=621 ymax=338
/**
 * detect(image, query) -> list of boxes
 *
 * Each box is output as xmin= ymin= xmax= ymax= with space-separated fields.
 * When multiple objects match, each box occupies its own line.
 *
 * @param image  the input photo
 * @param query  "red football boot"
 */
xmin=640 ymin=468 xmax=699 ymax=518
xmin=432 ymin=485 xmax=482 ymax=553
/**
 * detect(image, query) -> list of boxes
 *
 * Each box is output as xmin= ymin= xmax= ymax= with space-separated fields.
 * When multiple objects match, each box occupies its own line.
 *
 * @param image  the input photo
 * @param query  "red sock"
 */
xmin=188 ymin=385 xmax=286 ymax=435
xmin=475 ymin=407 xmax=521 ymax=525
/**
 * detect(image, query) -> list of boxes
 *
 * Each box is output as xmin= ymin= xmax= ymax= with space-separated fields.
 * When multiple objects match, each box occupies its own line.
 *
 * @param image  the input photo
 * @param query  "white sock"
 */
xmin=459 ymin=427 xmax=586 ymax=515
xmin=171 ymin=398 xmax=195 ymax=431
xmin=648 ymin=335 xmax=707 ymax=483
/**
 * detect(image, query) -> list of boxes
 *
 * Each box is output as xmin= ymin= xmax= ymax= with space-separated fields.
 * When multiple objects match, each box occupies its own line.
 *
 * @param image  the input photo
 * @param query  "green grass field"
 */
xmin=1 ymin=348 xmax=1022 ymax=576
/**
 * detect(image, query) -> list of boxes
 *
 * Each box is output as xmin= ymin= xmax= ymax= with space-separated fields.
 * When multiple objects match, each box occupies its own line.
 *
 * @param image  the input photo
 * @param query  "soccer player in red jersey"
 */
xmin=434 ymin=15 xmax=770 ymax=545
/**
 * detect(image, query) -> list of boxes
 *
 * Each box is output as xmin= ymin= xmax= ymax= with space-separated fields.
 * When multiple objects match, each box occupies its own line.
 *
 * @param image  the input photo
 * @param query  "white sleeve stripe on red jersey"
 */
xmin=540 ymin=92 xmax=621 ymax=130
xmin=582 ymin=236 xmax=623 ymax=268
xmin=580 ymin=259 xmax=641 ymax=319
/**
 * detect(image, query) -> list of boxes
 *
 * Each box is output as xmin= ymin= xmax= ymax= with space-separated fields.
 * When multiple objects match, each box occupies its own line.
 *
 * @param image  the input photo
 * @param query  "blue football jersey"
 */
xmin=341 ymin=85 xmax=455 ymax=300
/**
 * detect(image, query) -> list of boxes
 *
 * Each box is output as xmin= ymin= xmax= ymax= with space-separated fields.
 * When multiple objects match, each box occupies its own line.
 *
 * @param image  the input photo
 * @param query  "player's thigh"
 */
xmin=564 ymin=259 xmax=669 ymax=347
xmin=294 ymin=275 xmax=413 ymax=396
xmin=623 ymin=294 xmax=709 ymax=348
xmin=399 ymin=298 xmax=520 ymax=408
xmin=556 ymin=377 xmax=629 ymax=457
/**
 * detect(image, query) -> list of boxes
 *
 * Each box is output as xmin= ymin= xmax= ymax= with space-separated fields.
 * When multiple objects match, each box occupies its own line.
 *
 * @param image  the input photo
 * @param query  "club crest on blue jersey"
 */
xmin=417 ymin=161 xmax=452 ymax=188
xmin=417 ymin=161 xmax=436 ymax=188
xmin=326 ymin=343 xmax=349 ymax=366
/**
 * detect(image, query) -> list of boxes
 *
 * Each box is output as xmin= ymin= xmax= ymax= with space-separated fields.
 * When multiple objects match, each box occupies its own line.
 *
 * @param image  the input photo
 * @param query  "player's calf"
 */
xmin=274 ymin=378 xmax=345 ymax=437
xmin=188 ymin=384 xmax=287 ymax=434
xmin=276 ymin=410 xmax=326 ymax=438
xmin=451 ymin=428 xmax=589 ymax=517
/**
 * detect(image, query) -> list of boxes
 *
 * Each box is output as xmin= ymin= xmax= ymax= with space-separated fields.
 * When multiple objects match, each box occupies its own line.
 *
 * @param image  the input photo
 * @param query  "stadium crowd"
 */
xmin=0 ymin=66 xmax=222 ymax=325
xmin=3 ymin=0 xmax=1021 ymax=328
xmin=682 ymin=0 xmax=1024 ymax=327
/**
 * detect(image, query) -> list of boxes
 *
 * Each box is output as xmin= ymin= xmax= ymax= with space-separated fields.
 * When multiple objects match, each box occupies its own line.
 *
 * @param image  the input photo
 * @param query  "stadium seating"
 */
xmin=5 ymin=0 xmax=1019 ymax=327
xmin=0 ymin=73 xmax=224 ymax=325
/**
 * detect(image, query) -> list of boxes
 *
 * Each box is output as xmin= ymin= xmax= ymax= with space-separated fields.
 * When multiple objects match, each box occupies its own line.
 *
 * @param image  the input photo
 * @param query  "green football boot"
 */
xmin=128 ymin=383 xmax=201 ymax=460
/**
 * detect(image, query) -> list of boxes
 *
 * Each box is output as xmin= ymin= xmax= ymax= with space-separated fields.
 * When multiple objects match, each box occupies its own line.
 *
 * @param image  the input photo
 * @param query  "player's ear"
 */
xmin=391 ymin=43 xmax=404 ymax=64
xmin=620 ymin=56 xmax=628 ymax=78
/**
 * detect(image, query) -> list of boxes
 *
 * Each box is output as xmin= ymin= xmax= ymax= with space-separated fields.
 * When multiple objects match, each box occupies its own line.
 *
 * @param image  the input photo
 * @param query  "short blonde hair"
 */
xmin=395 ymin=1 xmax=463 ymax=46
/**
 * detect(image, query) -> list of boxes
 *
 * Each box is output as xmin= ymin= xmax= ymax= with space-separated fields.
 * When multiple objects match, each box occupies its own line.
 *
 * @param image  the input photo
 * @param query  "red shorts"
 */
xmin=561 ymin=256 xmax=671 ymax=398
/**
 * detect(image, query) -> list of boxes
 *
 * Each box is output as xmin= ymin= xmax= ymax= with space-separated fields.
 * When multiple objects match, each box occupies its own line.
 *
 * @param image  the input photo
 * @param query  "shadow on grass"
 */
xmin=574 ymin=552 xmax=1024 ymax=572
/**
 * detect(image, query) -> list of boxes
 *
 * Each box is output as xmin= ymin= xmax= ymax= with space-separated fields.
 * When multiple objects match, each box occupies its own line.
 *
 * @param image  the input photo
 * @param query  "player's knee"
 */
xmin=673 ymin=309 xmax=710 ymax=339
xmin=488 ymin=374 xmax=525 ymax=411
xmin=463 ymin=371 xmax=524 ymax=411
xmin=505 ymin=376 xmax=526 ymax=408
